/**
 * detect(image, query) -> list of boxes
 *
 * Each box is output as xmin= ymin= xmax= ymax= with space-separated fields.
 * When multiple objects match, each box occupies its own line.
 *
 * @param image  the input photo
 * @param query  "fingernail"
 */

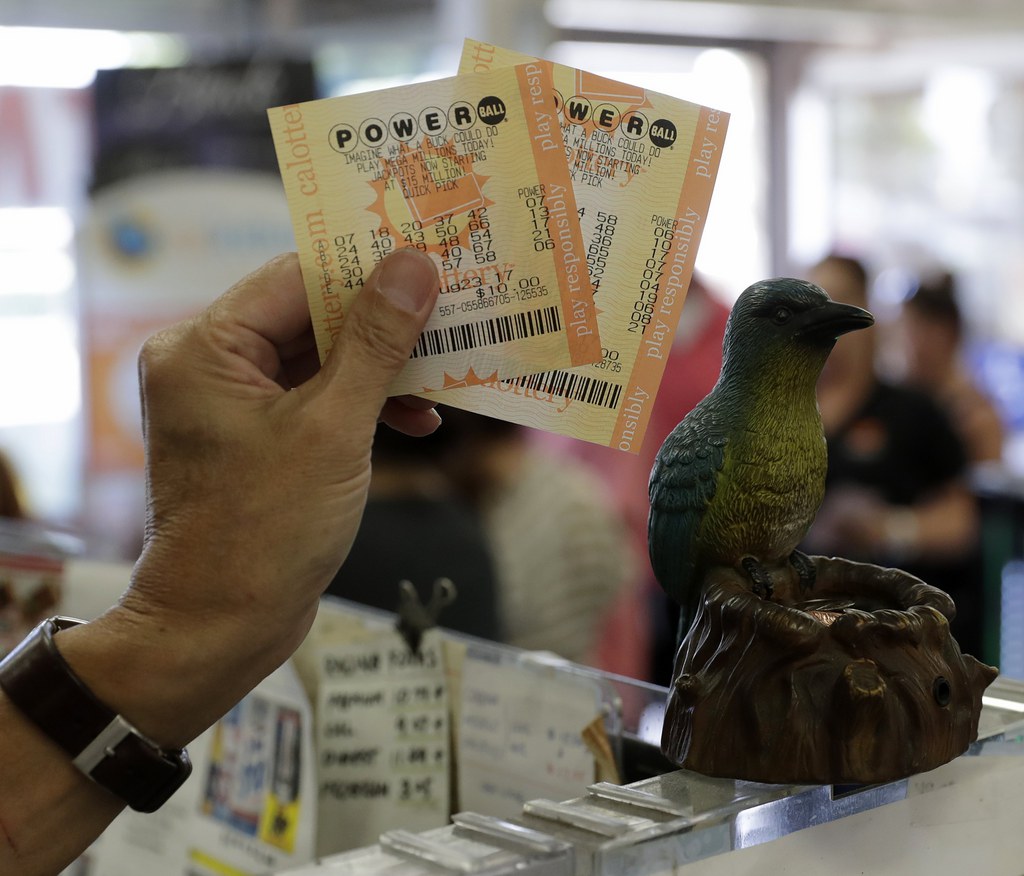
xmin=377 ymin=249 xmax=438 ymax=313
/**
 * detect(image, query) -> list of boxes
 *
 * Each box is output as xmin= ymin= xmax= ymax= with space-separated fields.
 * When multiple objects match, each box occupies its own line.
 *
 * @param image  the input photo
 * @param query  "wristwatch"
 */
xmin=0 ymin=616 xmax=192 ymax=812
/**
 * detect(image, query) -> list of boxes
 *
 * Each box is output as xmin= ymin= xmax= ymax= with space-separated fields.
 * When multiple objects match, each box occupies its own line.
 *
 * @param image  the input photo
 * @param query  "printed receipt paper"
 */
xmin=269 ymin=63 xmax=600 ymax=397
xmin=427 ymin=41 xmax=729 ymax=452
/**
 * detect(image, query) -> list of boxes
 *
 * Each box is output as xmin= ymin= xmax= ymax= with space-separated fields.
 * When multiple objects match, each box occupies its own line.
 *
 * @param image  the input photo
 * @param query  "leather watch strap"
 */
xmin=0 ymin=616 xmax=192 ymax=812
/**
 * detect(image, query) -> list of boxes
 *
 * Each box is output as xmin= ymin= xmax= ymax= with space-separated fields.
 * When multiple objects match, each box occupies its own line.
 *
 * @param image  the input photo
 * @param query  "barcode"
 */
xmin=502 ymin=369 xmax=624 ymax=410
xmin=411 ymin=305 xmax=562 ymax=359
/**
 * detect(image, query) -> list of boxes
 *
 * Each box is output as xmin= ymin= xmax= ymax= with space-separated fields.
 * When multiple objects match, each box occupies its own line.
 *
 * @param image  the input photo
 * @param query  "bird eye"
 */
xmin=772 ymin=307 xmax=792 ymax=325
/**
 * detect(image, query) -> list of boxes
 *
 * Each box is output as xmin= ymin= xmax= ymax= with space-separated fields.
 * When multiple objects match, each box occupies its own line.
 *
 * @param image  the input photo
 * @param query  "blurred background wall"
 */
xmin=3 ymin=0 xmax=1024 ymax=666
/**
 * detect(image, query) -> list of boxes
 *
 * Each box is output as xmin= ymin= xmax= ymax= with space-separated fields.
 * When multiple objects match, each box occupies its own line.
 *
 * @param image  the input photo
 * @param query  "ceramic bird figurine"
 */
xmin=648 ymin=278 xmax=874 ymax=638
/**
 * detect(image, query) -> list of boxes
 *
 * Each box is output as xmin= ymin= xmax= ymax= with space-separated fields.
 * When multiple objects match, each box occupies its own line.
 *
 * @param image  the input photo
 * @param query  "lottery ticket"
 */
xmin=268 ymin=63 xmax=600 ymax=396
xmin=423 ymin=40 xmax=729 ymax=452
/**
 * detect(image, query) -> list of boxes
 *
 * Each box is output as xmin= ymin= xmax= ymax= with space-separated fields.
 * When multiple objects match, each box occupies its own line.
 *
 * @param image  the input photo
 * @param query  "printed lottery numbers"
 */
xmin=628 ymin=220 xmax=673 ymax=333
xmin=587 ymin=210 xmax=617 ymax=294
xmin=334 ymin=232 xmax=365 ymax=289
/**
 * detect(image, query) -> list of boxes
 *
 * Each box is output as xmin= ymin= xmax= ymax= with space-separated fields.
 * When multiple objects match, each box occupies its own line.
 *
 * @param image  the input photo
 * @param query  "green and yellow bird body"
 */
xmin=648 ymin=278 xmax=874 ymax=631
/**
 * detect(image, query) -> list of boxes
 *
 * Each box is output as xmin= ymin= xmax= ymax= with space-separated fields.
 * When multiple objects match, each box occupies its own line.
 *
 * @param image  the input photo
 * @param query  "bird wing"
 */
xmin=647 ymin=401 xmax=728 ymax=613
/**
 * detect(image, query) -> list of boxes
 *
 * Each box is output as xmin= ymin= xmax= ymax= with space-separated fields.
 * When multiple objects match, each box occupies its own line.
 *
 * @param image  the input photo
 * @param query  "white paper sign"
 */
xmin=315 ymin=629 xmax=450 ymax=856
xmin=457 ymin=652 xmax=601 ymax=819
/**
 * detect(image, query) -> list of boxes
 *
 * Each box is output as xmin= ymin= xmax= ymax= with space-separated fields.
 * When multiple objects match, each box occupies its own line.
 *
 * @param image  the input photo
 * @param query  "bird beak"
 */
xmin=797 ymin=300 xmax=874 ymax=341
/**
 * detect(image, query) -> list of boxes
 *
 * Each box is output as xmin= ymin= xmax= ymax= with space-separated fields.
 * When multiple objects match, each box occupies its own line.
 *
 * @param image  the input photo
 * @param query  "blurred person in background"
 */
xmin=540 ymin=274 xmax=730 ymax=684
xmin=899 ymin=270 xmax=1005 ymax=465
xmin=803 ymin=253 xmax=984 ymax=656
xmin=441 ymin=409 xmax=636 ymax=666
xmin=0 ymin=449 xmax=39 ymax=654
xmin=0 ymin=450 xmax=26 ymax=520
xmin=325 ymin=414 xmax=502 ymax=641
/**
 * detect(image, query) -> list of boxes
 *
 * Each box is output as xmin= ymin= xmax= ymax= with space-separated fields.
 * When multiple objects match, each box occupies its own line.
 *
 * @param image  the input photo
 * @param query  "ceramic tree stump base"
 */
xmin=662 ymin=556 xmax=999 ymax=785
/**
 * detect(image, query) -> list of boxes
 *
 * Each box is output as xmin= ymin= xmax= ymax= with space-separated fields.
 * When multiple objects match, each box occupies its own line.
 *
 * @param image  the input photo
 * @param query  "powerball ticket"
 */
xmin=268 ymin=62 xmax=600 ymax=396
xmin=423 ymin=40 xmax=728 ymax=453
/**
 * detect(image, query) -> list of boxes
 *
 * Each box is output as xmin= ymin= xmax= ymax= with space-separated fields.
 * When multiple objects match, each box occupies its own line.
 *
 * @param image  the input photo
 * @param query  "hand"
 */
xmin=803 ymin=486 xmax=888 ymax=557
xmin=59 ymin=248 xmax=440 ymax=746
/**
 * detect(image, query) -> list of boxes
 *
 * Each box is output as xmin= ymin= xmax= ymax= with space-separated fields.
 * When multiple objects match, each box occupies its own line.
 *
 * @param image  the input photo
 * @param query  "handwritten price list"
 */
xmin=314 ymin=631 xmax=449 ymax=854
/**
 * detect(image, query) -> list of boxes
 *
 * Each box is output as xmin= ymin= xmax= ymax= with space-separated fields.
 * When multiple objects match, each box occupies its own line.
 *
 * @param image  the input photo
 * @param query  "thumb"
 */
xmin=316 ymin=247 xmax=439 ymax=428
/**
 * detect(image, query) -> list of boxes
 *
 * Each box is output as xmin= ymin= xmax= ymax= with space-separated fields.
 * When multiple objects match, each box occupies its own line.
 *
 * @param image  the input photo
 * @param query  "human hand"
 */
xmin=60 ymin=248 xmax=440 ymax=746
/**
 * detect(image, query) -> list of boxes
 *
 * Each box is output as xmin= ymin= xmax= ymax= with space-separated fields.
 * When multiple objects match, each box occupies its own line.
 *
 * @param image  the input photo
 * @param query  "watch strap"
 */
xmin=0 ymin=616 xmax=192 ymax=812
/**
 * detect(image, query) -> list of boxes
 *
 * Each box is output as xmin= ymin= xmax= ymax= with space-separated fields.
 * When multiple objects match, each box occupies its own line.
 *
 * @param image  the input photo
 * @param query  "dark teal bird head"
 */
xmin=720 ymin=278 xmax=874 ymax=385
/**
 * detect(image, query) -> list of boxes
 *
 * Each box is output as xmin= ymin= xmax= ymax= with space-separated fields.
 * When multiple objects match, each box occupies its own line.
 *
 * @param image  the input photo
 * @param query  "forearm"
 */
xmin=886 ymin=485 xmax=978 ymax=559
xmin=0 ymin=577 xmax=315 ymax=873
xmin=65 ymin=535 xmax=324 ymax=751
xmin=918 ymin=488 xmax=978 ymax=555
xmin=0 ymin=631 xmax=125 ymax=876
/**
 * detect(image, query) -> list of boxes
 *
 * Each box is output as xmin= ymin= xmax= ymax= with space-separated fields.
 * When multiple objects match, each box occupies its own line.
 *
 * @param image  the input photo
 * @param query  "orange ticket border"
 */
xmin=611 ymin=105 xmax=730 ymax=453
xmin=517 ymin=61 xmax=601 ymax=367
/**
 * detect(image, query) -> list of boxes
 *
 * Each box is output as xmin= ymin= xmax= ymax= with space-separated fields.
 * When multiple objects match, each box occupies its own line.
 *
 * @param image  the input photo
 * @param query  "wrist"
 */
xmin=53 ymin=526 xmax=323 ymax=750
xmin=51 ymin=608 xmax=214 ymax=750
xmin=1 ymin=617 xmax=192 ymax=812
xmin=53 ymin=578 xmax=316 ymax=751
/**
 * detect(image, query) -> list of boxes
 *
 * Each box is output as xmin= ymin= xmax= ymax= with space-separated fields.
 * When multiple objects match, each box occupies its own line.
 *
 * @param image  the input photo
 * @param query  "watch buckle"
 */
xmin=73 ymin=714 xmax=137 ymax=775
